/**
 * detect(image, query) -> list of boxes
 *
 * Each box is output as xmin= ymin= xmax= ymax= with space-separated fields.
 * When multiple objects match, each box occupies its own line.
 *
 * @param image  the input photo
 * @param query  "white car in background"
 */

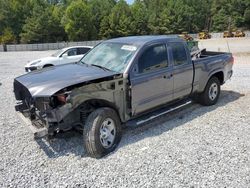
xmin=25 ymin=46 xmax=92 ymax=72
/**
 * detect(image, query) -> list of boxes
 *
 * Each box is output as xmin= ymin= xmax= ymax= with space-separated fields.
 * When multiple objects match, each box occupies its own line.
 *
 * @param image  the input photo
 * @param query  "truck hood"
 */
xmin=14 ymin=63 xmax=118 ymax=98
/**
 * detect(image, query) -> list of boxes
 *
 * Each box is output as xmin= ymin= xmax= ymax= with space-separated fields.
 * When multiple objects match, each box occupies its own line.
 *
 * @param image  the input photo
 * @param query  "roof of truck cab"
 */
xmin=105 ymin=35 xmax=184 ymax=46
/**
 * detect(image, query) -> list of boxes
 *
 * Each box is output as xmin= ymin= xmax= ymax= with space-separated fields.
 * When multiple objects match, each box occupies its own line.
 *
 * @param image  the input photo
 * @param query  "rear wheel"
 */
xmin=83 ymin=107 xmax=122 ymax=158
xmin=198 ymin=77 xmax=221 ymax=106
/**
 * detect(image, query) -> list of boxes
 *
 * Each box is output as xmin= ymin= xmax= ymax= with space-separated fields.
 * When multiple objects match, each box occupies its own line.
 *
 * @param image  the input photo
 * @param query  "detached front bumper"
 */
xmin=14 ymin=79 xmax=76 ymax=138
xmin=15 ymin=99 xmax=73 ymax=138
xmin=16 ymin=111 xmax=48 ymax=138
xmin=14 ymin=79 xmax=51 ymax=138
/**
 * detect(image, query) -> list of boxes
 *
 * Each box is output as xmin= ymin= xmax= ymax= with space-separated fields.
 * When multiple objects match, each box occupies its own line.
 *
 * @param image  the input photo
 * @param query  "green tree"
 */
xmin=89 ymin=0 xmax=116 ymax=39
xmin=99 ymin=16 xmax=113 ymax=39
xmin=0 ymin=27 xmax=16 ymax=44
xmin=20 ymin=3 xmax=66 ymax=43
xmin=168 ymin=0 xmax=196 ymax=33
xmin=51 ymin=5 xmax=67 ymax=41
xmin=186 ymin=0 xmax=212 ymax=32
xmin=211 ymin=0 xmax=249 ymax=31
xmin=0 ymin=0 xmax=35 ymax=42
xmin=212 ymin=8 xmax=229 ymax=31
xmin=0 ymin=0 xmax=10 ymax=36
xmin=244 ymin=8 xmax=250 ymax=28
xmin=1 ymin=0 xmax=250 ymax=43
xmin=130 ymin=0 xmax=149 ymax=35
xmin=147 ymin=0 xmax=167 ymax=34
xmin=100 ymin=0 xmax=132 ymax=38
xmin=62 ymin=0 xmax=94 ymax=41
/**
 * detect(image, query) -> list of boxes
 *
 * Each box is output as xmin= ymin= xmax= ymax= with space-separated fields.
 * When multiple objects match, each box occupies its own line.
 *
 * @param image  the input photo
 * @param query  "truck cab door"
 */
xmin=129 ymin=43 xmax=174 ymax=115
xmin=169 ymin=42 xmax=193 ymax=100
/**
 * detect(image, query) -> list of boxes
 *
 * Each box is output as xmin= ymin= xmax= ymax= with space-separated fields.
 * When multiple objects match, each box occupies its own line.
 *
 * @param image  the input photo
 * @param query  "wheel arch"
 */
xmin=209 ymin=71 xmax=224 ymax=85
xmin=77 ymin=98 xmax=122 ymax=123
xmin=43 ymin=64 xmax=54 ymax=68
xmin=199 ymin=70 xmax=224 ymax=93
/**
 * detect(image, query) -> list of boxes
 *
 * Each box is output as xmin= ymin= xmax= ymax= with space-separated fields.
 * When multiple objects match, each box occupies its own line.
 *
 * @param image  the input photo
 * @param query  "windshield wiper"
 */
xmin=89 ymin=64 xmax=111 ymax=71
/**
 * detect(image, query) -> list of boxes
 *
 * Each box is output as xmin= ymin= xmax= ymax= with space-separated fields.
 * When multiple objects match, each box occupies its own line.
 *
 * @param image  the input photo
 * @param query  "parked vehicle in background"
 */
xmin=14 ymin=36 xmax=233 ymax=158
xmin=178 ymin=32 xmax=193 ymax=41
xmin=223 ymin=31 xmax=234 ymax=38
xmin=24 ymin=46 xmax=92 ymax=72
xmin=234 ymin=30 xmax=245 ymax=37
xmin=198 ymin=30 xmax=211 ymax=39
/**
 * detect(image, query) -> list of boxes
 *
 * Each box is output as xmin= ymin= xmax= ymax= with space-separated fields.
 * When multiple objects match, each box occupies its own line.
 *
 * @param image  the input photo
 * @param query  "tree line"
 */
xmin=0 ymin=0 xmax=249 ymax=44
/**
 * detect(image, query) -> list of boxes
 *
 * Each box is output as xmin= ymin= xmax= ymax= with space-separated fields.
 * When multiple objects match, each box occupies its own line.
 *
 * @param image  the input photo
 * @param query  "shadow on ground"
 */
xmin=36 ymin=90 xmax=244 ymax=158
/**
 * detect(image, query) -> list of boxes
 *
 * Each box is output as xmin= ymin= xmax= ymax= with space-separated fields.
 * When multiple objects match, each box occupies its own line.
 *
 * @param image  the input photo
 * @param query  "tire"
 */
xmin=198 ymin=77 xmax=221 ymax=106
xmin=83 ymin=107 xmax=122 ymax=158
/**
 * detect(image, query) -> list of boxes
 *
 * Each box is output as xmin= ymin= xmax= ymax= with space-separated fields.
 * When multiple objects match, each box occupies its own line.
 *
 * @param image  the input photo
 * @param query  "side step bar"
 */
xmin=16 ymin=112 xmax=48 ymax=138
xmin=126 ymin=100 xmax=192 ymax=127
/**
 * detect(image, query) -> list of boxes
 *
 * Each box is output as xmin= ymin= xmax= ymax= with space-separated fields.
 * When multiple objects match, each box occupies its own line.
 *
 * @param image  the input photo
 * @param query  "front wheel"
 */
xmin=43 ymin=64 xmax=54 ymax=68
xmin=83 ymin=107 xmax=122 ymax=158
xmin=198 ymin=77 xmax=221 ymax=106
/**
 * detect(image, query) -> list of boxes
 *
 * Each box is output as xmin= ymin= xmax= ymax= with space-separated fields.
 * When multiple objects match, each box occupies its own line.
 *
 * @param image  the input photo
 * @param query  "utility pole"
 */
xmin=228 ymin=17 xmax=232 ymax=32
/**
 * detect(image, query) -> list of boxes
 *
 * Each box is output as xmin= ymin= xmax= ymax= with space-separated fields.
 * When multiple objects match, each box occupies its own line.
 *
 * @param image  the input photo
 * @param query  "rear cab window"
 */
xmin=138 ymin=44 xmax=168 ymax=73
xmin=169 ymin=42 xmax=188 ymax=66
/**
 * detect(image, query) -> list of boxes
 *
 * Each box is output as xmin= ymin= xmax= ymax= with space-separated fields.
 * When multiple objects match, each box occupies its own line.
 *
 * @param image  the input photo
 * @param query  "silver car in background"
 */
xmin=25 ymin=46 xmax=92 ymax=72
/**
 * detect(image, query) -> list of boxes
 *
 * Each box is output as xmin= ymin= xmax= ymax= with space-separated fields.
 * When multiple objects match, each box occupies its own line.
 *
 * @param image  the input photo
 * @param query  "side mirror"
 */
xmin=62 ymin=53 xmax=68 ymax=58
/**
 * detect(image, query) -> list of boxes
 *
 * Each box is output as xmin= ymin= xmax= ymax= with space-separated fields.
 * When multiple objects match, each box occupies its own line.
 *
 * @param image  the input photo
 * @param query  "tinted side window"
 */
xmin=138 ymin=44 xmax=168 ymax=73
xmin=170 ymin=42 xmax=188 ymax=66
xmin=67 ymin=48 xmax=77 ymax=56
xmin=77 ymin=47 xmax=90 ymax=55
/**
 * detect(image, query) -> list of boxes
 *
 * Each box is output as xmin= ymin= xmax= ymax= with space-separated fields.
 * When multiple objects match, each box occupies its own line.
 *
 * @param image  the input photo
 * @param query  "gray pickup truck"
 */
xmin=14 ymin=36 xmax=233 ymax=158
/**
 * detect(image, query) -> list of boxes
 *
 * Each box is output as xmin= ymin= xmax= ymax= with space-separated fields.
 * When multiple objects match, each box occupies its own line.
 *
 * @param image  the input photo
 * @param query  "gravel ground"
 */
xmin=0 ymin=51 xmax=250 ymax=188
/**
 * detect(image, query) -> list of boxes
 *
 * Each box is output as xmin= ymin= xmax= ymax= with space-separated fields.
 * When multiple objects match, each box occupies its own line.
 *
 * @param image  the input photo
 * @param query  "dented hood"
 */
xmin=14 ymin=63 xmax=117 ymax=97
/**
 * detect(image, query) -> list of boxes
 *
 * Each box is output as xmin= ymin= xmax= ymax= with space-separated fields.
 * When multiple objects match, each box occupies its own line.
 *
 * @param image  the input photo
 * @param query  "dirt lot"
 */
xmin=0 ymin=50 xmax=250 ymax=187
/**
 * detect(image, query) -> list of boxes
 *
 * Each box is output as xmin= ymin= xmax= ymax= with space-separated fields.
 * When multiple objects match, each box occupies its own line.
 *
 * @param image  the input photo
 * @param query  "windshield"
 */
xmin=51 ymin=49 xmax=64 ymax=57
xmin=80 ymin=42 xmax=137 ymax=73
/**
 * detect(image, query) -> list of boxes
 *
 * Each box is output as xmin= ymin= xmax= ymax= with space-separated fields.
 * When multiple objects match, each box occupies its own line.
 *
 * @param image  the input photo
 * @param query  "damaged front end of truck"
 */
xmin=13 ymin=64 xmax=129 ymax=139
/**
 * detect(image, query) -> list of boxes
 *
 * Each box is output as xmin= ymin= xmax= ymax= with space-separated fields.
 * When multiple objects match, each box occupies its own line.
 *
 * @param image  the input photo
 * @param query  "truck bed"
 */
xmin=192 ymin=49 xmax=233 ymax=93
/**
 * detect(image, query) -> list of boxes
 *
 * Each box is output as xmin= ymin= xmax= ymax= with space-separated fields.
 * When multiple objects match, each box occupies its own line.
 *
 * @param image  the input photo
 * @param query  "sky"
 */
xmin=126 ymin=0 xmax=134 ymax=5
